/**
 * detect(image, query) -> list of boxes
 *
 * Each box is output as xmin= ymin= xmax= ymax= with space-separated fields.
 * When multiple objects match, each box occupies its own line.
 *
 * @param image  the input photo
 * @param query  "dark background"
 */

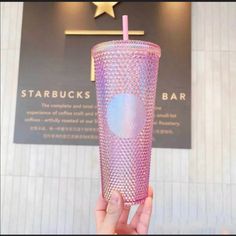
xmin=14 ymin=2 xmax=191 ymax=148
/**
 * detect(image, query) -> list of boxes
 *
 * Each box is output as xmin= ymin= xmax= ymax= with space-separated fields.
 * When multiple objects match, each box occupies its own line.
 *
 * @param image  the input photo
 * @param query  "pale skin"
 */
xmin=95 ymin=186 xmax=153 ymax=234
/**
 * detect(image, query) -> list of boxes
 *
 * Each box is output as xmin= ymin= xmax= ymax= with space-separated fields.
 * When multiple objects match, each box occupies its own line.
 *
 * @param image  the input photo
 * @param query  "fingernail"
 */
xmin=110 ymin=191 xmax=120 ymax=205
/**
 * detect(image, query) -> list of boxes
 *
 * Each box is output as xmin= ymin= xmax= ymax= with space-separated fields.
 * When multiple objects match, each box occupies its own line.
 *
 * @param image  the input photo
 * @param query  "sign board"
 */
xmin=14 ymin=2 xmax=191 ymax=148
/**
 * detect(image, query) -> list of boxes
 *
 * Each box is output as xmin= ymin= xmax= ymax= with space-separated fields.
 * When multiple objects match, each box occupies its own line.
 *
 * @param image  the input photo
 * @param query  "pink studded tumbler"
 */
xmin=92 ymin=16 xmax=161 ymax=205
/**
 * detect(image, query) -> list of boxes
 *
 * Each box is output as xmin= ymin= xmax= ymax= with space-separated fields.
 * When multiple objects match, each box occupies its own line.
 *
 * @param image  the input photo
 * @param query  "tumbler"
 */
xmin=92 ymin=18 xmax=161 ymax=205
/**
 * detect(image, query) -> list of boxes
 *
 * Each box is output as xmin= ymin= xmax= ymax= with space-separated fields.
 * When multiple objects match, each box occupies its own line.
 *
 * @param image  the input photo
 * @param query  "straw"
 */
xmin=122 ymin=15 xmax=129 ymax=40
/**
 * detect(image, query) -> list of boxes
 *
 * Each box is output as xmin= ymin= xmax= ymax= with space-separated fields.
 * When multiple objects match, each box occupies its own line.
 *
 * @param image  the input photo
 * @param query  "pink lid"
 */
xmin=92 ymin=40 xmax=161 ymax=58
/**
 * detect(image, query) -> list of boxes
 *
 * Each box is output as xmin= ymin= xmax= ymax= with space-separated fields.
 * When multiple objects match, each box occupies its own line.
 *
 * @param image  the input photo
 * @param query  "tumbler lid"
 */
xmin=92 ymin=40 xmax=161 ymax=58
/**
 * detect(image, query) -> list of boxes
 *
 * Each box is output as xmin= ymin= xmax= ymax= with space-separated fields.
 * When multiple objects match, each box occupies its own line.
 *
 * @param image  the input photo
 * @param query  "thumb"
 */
xmin=99 ymin=191 xmax=123 ymax=234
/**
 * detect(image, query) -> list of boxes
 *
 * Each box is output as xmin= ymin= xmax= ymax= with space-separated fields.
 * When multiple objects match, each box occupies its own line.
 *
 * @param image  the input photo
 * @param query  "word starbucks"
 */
xmin=20 ymin=89 xmax=91 ymax=99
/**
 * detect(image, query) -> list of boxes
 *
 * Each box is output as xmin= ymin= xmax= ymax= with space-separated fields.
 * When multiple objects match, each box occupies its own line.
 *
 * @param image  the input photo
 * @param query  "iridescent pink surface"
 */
xmin=92 ymin=40 xmax=161 ymax=205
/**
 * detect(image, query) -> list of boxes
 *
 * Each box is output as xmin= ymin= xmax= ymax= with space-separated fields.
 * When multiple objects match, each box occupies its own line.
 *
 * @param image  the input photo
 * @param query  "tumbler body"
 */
xmin=92 ymin=40 xmax=161 ymax=205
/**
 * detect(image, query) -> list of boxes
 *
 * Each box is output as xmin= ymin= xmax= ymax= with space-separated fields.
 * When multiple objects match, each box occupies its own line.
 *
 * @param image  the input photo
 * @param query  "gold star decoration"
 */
xmin=92 ymin=2 xmax=118 ymax=18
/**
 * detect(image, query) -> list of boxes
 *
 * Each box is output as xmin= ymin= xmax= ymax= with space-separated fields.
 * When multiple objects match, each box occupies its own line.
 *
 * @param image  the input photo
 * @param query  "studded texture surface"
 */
xmin=92 ymin=40 xmax=160 ymax=205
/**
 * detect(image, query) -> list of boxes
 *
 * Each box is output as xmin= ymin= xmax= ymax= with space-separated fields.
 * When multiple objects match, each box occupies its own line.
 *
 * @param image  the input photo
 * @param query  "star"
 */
xmin=92 ymin=2 xmax=118 ymax=18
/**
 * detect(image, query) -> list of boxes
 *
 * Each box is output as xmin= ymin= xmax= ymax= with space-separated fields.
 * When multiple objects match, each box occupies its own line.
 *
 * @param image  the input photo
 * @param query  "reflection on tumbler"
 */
xmin=107 ymin=93 xmax=146 ymax=138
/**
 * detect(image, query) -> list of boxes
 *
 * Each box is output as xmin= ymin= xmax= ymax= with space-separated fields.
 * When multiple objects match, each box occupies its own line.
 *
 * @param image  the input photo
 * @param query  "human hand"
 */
xmin=95 ymin=186 xmax=153 ymax=235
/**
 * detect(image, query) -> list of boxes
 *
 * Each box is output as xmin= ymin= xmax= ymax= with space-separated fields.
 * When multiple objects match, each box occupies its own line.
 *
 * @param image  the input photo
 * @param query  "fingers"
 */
xmin=148 ymin=185 xmax=154 ymax=198
xmin=118 ymin=205 xmax=131 ymax=224
xmin=129 ymin=202 xmax=144 ymax=228
xmin=95 ymin=193 xmax=108 ymax=231
xmin=98 ymin=191 xmax=124 ymax=234
xmin=136 ymin=193 xmax=153 ymax=234
xmin=96 ymin=187 xmax=153 ymax=234
xmin=130 ymin=186 xmax=154 ymax=233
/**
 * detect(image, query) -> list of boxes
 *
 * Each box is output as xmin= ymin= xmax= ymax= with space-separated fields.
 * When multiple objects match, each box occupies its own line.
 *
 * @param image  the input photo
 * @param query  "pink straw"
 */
xmin=122 ymin=15 xmax=129 ymax=40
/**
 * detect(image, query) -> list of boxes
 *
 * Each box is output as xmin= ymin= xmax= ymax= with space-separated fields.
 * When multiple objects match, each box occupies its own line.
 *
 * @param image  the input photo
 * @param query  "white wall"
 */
xmin=1 ymin=2 xmax=236 ymax=234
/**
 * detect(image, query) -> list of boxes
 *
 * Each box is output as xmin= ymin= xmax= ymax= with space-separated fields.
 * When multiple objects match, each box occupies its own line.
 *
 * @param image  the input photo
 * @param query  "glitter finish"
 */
xmin=92 ymin=40 xmax=161 ymax=205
